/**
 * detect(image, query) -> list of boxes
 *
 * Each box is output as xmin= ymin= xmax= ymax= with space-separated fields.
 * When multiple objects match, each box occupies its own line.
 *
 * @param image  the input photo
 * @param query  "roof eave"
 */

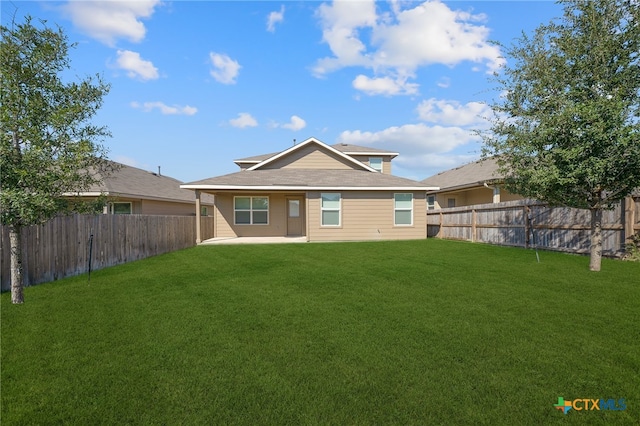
xmin=426 ymin=179 xmax=503 ymax=193
xmin=342 ymin=151 xmax=399 ymax=158
xmin=180 ymin=184 xmax=439 ymax=191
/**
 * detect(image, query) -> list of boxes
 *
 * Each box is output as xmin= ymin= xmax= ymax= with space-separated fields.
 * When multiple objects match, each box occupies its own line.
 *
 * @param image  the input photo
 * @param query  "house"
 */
xmin=181 ymin=137 xmax=438 ymax=242
xmin=72 ymin=161 xmax=214 ymax=215
xmin=421 ymin=157 xmax=522 ymax=209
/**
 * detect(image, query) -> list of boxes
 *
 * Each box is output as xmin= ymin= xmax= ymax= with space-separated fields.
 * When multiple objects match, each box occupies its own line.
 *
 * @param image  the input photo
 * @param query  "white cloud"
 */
xmin=131 ymin=101 xmax=198 ymax=116
xmin=209 ymin=52 xmax=241 ymax=84
xmin=352 ymin=74 xmax=419 ymax=96
xmin=338 ymin=123 xmax=478 ymax=156
xmin=267 ymin=5 xmax=285 ymax=32
xmin=61 ymin=0 xmax=160 ymax=46
xmin=417 ymin=98 xmax=493 ymax=126
xmin=115 ymin=50 xmax=159 ymax=81
xmin=313 ymin=0 xmax=377 ymax=75
xmin=437 ymin=77 xmax=451 ymax=88
xmin=229 ymin=113 xmax=258 ymax=128
xmin=313 ymin=0 xmax=504 ymax=96
xmin=280 ymin=115 xmax=307 ymax=131
xmin=397 ymin=153 xmax=480 ymax=176
xmin=371 ymin=2 xmax=503 ymax=73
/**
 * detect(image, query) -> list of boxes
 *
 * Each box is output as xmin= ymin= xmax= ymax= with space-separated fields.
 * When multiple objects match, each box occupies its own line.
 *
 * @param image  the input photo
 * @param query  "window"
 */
xmin=234 ymin=196 xmax=268 ymax=225
xmin=288 ymin=199 xmax=300 ymax=218
xmin=427 ymin=195 xmax=436 ymax=210
xmin=321 ymin=193 xmax=341 ymax=226
xmin=369 ymin=157 xmax=383 ymax=173
xmin=394 ymin=193 xmax=413 ymax=226
xmin=201 ymin=206 xmax=208 ymax=216
xmin=111 ymin=202 xmax=132 ymax=214
xmin=447 ymin=198 xmax=456 ymax=208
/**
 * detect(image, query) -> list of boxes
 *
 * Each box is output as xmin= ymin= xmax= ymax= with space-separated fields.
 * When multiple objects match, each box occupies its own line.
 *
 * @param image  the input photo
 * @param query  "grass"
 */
xmin=2 ymin=239 xmax=639 ymax=425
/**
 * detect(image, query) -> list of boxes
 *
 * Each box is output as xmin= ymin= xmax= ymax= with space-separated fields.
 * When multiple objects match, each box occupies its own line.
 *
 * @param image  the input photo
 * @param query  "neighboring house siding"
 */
xmin=262 ymin=145 xmax=357 ymax=170
xmin=434 ymin=187 xmax=522 ymax=209
xmin=106 ymin=198 xmax=142 ymax=214
xmin=141 ymin=200 xmax=197 ymax=216
xmin=307 ymin=191 xmax=426 ymax=242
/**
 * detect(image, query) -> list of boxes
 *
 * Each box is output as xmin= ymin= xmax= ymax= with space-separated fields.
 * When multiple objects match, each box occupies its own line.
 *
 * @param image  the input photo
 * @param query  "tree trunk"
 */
xmin=589 ymin=208 xmax=602 ymax=272
xmin=9 ymin=224 xmax=24 ymax=304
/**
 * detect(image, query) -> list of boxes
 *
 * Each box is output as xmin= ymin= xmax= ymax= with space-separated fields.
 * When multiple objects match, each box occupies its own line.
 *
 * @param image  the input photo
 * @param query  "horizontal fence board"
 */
xmin=427 ymin=197 xmax=638 ymax=257
xmin=1 ymin=214 xmax=216 ymax=291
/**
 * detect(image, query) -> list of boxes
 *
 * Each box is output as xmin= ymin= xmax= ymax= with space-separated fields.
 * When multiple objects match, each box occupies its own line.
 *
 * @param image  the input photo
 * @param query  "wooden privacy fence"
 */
xmin=1 ymin=214 xmax=216 ymax=291
xmin=427 ymin=197 xmax=639 ymax=256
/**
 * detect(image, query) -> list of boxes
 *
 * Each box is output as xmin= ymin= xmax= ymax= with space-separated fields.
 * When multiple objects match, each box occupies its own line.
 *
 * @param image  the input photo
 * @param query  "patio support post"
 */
xmin=195 ymin=190 xmax=202 ymax=244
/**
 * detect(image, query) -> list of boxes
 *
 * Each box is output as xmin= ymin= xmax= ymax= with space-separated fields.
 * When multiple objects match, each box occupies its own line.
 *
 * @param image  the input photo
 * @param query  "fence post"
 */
xmin=471 ymin=208 xmax=477 ymax=242
xmin=524 ymin=205 xmax=530 ymax=249
xmin=438 ymin=211 xmax=443 ymax=239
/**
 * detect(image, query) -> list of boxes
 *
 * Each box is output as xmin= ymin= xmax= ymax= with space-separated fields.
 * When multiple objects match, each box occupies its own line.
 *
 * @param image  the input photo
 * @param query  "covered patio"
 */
xmin=199 ymin=236 xmax=308 ymax=245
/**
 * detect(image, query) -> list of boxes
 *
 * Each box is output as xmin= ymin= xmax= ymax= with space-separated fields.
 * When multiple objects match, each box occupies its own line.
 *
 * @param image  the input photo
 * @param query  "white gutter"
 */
xmin=180 ymin=184 xmax=440 ymax=191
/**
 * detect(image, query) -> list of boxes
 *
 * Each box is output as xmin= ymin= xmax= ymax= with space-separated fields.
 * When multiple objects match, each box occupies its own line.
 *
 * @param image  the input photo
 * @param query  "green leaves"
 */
xmin=483 ymin=0 xmax=640 ymax=210
xmin=0 ymin=16 xmax=111 ymax=227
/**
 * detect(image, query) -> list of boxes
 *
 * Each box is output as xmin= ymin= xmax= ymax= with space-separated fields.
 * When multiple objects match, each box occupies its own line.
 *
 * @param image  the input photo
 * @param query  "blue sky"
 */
xmin=5 ymin=1 xmax=563 ymax=183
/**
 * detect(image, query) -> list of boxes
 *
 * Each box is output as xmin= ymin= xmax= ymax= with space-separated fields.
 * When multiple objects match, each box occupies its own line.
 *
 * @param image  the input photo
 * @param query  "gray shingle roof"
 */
xmin=330 ymin=143 xmax=398 ymax=156
xmin=234 ymin=142 xmax=397 ymax=164
xmin=183 ymin=169 xmax=433 ymax=190
xmin=420 ymin=157 xmax=502 ymax=191
xmin=87 ymin=162 xmax=213 ymax=204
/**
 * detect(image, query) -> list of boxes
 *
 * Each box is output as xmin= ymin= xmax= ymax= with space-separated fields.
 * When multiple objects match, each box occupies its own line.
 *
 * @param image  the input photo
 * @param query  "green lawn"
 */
xmin=2 ymin=239 xmax=639 ymax=425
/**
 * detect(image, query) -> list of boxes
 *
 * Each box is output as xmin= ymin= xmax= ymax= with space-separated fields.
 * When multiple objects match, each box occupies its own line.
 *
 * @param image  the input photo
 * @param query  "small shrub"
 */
xmin=623 ymin=232 xmax=640 ymax=262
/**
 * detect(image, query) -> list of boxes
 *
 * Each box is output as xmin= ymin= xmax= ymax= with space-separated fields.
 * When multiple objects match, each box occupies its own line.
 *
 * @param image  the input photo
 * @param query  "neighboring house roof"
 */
xmin=421 ymin=157 xmax=502 ymax=192
xmin=184 ymin=137 xmax=436 ymax=191
xmin=78 ymin=162 xmax=213 ymax=204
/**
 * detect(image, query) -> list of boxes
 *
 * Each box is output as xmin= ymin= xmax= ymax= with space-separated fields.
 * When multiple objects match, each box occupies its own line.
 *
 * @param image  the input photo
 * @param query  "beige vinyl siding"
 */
xmin=348 ymin=155 xmax=393 ymax=175
xmin=214 ymin=193 xmax=303 ymax=237
xmin=141 ymin=200 xmax=200 ymax=216
xmin=106 ymin=198 xmax=142 ymax=214
xmin=307 ymin=191 xmax=426 ymax=241
xmin=262 ymin=144 xmax=358 ymax=170
xmin=434 ymin=187 xmax=524 ymax=208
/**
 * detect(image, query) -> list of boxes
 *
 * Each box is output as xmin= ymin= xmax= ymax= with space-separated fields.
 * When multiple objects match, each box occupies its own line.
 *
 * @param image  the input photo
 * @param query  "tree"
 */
xmin=482 ymin=0 xmax=640 ymax=271
xmin=1 ymin=17 xmax=112 ymax=303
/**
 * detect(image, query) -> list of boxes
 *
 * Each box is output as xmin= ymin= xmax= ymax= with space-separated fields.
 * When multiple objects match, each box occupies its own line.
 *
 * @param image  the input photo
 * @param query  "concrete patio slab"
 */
xmin=199 ymin=236 xmax=308 ymax=245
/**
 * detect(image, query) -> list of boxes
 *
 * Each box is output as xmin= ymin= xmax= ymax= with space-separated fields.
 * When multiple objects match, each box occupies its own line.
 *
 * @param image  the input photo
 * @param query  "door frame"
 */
xmin=286 ymin=196 xmax=304 ymax=236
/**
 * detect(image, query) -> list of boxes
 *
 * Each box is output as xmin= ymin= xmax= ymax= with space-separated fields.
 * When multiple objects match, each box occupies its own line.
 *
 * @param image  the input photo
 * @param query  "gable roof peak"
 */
xmin=246 ymin=137 xmax=378 ymax=172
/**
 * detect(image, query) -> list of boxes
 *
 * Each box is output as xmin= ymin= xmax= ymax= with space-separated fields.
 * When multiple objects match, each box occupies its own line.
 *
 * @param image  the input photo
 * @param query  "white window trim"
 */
xmin=320 ymin=193 xmax=341 ymax=227
xmin=394 ymin=193 xmax=413 ymax=226
xmin=427 ymin=195 xmax=436 ymax=211
xmin=369 ymin=157 xmax=383 ymax=173
xmin=234 ymin=196 xmax=269 ymax=225
xmin=110 ymin=202 xmax=132 ymax=215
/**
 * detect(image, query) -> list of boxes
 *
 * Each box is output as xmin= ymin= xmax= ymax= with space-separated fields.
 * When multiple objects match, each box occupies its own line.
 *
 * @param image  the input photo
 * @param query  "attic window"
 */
xmin=369 ymin=157 xmax=383 ymax=173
